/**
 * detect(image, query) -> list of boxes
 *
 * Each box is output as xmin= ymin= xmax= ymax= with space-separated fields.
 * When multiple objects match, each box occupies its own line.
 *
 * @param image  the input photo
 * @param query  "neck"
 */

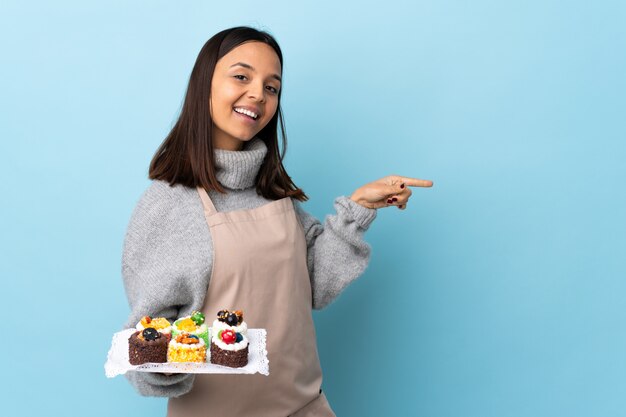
xmin=212 ymin=136 xmax=267 ymax=190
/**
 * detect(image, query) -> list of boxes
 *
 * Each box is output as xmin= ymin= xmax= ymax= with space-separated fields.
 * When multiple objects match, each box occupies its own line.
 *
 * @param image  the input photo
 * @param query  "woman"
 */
xmin=121 ymin=25 xmax=433 ymax=416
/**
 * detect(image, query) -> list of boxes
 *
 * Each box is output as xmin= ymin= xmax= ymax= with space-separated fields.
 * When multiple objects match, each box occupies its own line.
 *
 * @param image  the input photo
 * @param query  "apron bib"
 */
xmin=167 ymin=186 xmax=336 ymax=417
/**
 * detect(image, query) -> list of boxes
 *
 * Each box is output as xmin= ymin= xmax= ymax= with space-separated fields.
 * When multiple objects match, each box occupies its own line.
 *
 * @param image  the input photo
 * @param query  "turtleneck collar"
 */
xmin=213 ymin=136 xmax=267 ymax=190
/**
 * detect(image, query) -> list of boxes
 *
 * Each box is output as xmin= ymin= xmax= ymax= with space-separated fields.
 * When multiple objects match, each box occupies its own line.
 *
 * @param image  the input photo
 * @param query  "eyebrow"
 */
xmin=229 ymin=62 xmax=282 ymax=83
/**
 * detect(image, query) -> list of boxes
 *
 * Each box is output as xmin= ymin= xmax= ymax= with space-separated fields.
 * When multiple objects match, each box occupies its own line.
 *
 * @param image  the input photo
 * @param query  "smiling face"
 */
xmin=209 ymin=41 xmax=282 ymax=151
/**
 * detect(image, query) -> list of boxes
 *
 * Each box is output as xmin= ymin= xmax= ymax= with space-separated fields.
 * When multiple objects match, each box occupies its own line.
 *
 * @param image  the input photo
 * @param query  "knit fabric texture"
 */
xmin=121 ymin=136 xmax=377 ymax=397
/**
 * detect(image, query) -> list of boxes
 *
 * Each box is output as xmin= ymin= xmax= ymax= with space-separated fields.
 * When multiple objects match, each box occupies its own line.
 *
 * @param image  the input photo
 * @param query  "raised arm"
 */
xmin=292 ymin=174 xmax=434 ymax=309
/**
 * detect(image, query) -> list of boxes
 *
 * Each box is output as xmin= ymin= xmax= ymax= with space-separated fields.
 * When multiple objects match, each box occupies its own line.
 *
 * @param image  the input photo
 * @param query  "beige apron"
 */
xmin=167 ymin=187 xmax=336 ymax=417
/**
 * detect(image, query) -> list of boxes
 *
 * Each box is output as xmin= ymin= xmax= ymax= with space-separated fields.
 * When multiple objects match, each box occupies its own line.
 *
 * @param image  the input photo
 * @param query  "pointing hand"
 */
xmin=349 ymin=175 xmax=433 ymax=210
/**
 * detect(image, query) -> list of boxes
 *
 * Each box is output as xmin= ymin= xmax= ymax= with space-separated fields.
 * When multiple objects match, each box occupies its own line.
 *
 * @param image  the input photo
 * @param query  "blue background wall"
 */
xmin=1 ymin=1 xmax=625 ymax=416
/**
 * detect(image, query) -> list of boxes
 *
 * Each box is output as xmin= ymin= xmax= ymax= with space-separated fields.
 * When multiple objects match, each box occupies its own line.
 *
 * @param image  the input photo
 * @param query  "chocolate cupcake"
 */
xmin=208 ymin=309 xmax=249 ymax=368
xmin=210 ymin=339 xmax=249 ymax=368
xmin=128 ymin=328 xmax=168 ymax=365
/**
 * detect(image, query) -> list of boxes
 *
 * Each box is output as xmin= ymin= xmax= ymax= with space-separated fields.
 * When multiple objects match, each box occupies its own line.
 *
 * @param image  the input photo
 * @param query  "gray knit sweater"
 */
xmin=121 ymin=137 xmax=377 ymax=397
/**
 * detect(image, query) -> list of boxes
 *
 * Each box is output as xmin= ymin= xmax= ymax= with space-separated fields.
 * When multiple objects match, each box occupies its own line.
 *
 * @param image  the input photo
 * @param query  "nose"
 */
xmin=247 ymin=81 xmax=266 ymax=103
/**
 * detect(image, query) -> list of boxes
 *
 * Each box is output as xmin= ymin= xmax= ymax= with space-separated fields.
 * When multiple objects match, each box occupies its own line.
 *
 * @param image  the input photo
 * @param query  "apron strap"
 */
xmin=196 ymin=186 xmax=217 ymax=216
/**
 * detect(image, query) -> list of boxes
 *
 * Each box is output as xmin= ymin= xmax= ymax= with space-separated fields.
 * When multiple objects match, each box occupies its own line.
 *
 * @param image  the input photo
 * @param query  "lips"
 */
xmin=233 ymin=109 xmax=257 ymax=124
xmin=236 ymin=111 xmax=255 ymax=120
xmin=233 ymin=105 xmax=261 ymax=118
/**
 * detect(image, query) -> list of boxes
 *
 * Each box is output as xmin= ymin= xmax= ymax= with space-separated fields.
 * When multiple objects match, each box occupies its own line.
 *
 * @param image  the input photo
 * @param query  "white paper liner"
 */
xmin=104 ymin=328 xmax=268 ymax=378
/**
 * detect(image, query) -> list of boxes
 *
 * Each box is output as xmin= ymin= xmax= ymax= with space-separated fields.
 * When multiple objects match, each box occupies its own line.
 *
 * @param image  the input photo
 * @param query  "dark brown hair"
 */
xmin=148 ymin=26 xmax=308 ymax=201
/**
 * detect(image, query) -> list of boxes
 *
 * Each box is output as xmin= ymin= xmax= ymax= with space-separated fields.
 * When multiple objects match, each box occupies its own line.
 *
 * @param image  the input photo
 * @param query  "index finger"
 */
xmin=399 ymin=177 xmax=434 ymax=187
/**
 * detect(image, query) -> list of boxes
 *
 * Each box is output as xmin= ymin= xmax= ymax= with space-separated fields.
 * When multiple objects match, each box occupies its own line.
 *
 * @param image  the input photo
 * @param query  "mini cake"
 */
xmin=209 ymin=309 xmax=249 ymax=368
xmin=167 ymin=332 xmax=207 ymax=363
xmin=135 ymin=315 xmax=172 ymax=339
xmin=172 ymin=311 xmax=209 ymax=346
xmin=212 ymin=309 xmax=248 ymax=336
xmin=128 ymin=328 xmax=168 ymax=365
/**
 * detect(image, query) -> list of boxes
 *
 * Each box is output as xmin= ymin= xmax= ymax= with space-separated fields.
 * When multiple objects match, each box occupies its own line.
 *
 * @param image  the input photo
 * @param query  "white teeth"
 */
xmin=234 ymin=107 xmax=258 ymax=119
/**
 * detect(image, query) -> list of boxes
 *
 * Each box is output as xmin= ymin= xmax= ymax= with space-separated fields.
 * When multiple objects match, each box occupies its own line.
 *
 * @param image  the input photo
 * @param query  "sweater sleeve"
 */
xmin=120 ymin=184 xmax=199 ymax=397
xmin=292 ymin=195 xmax=377 ymax=310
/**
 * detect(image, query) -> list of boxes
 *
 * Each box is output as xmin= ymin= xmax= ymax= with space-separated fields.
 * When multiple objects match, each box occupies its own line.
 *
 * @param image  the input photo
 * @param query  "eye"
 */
xmin=234 ymin=75 xmax=279 ymax=94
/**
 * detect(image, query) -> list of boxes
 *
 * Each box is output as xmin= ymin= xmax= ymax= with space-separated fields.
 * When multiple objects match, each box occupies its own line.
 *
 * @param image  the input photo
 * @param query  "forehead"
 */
xmin=218 ymin=41 xmax=282 ymax=75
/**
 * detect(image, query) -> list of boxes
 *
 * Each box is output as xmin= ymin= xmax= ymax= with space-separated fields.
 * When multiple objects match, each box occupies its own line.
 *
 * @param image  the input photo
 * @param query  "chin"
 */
xmin=233 ymin=132 xmax=257 ymax=141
